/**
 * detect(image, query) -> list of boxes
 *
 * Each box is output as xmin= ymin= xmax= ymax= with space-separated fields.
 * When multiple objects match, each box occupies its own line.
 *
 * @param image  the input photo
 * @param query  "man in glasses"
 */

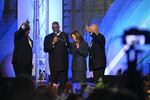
xmin=44 ymin=21 xmax=70 ymax=93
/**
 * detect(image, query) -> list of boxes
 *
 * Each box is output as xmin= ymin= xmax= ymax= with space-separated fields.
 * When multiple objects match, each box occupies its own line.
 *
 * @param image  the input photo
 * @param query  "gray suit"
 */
xmin=71 ymin=40 xmax=88 ymax=82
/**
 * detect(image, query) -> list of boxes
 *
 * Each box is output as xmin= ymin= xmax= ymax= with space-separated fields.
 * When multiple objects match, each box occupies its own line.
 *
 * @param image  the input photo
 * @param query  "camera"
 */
xmin=123 ymin=28 xmax=150 ymax=45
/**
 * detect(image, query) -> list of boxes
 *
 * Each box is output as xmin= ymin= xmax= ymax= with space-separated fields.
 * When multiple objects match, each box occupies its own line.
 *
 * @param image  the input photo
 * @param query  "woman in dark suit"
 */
xmin=70 ymin=31 xmax=88 ymax=83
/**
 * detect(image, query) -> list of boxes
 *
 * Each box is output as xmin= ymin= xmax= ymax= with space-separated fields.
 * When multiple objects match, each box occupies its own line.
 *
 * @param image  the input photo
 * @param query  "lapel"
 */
xmin=90 ymin=40 xmax=93 ymax=48
xmin=28 ymin=36 xmax=33 ymax=48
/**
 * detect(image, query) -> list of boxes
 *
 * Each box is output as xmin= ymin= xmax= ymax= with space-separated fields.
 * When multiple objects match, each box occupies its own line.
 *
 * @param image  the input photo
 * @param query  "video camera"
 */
xmin=123 ymin=28 xmax=150 ymax=45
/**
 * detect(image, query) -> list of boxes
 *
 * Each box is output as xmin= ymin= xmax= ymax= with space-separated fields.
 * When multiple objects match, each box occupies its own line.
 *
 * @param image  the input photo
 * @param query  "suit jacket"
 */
xmin=71 ymin=40 xmax=88 ymax=71
xmin=12 ymin=28 xmax=33 ymax=66
xmin=89 ymin=33 xmax=106 ymax=71
xmin=44 ymin=32 xmax=69 ymax=71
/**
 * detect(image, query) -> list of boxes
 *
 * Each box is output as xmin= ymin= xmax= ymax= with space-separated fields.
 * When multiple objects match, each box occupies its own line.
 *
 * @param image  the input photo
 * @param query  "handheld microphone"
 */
xmin=54 ymin=31 xmax=61 ymax=36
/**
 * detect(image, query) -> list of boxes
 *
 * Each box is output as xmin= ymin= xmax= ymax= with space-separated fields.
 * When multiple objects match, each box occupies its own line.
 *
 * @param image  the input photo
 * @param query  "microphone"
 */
xmin=54 ymin=31 xmax=61 ymax=36
xmin=56 ymin=33 xmax=59 ymax=36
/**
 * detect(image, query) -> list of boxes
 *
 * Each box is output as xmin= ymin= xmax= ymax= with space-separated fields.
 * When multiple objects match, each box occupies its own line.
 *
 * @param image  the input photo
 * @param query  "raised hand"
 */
xmin=24 ymin=19 xmax=30 ymax=27
xmin=85 ymin=24 xmax=99 ymax=34
xmin=21 ymin=19 xmax=30 ymax=29
xmin=85 ymin=24 xmax=92 ymax=32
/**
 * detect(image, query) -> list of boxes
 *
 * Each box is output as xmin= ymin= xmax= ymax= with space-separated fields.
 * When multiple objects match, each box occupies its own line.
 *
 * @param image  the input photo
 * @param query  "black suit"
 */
xmin=12 ymin=28 xmax=33 ymax=77
xmin=89 ymin=33 xmax=106 ymax=82
xmin=44 ymin=32 xmax=69 ymax=91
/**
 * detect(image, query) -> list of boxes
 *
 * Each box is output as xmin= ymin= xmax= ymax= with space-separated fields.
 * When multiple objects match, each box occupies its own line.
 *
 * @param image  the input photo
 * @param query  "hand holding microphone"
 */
xmin=52 ymin=36 xmax=59 ymax=44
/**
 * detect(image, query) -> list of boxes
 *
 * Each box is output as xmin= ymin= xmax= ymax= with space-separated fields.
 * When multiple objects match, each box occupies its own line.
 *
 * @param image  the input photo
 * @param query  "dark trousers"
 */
xmin=93 ymin=68 xmax=105 ymax=83
xmin=50 ymin=68 xmax=68 ymax=91
xmin=13 ymin=63 xmax=32 ymax=77
xmin=72 ymin=71 xmax=86 ymax=83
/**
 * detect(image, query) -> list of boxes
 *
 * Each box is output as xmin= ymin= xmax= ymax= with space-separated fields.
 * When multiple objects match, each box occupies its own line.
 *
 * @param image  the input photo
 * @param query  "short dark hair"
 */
xmin=52 ymin=21 xmax=59 ymax=25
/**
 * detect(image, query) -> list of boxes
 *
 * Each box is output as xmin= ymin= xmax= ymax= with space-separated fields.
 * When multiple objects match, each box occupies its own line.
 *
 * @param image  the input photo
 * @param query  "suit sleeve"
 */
xmin=44 ymin=35 xmax=54 ymax=52
xmin=91 ymin=33 xmax=105 ymax=47
xmin=77 ymin=42 xmax=89 ymax=57
xmin=65 ymin=33 xmax=71 ymax=49
xmin=69 ymin=43 xmax=73 ymax=54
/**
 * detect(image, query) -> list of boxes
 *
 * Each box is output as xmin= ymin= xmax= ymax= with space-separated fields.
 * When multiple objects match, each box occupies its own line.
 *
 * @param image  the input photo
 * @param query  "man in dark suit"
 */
xmin=85 ymin=24 xmax=106 ymax=83
xmin=12 ymin=19 xmax=33 ymax=77
xmin=44 ymin=21 xmax=69 ymax=92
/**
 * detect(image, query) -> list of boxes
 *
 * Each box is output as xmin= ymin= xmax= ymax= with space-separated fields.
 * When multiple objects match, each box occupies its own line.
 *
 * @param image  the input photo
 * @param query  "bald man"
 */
xmin=85 ymin=24 xmax=106 ymax=83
